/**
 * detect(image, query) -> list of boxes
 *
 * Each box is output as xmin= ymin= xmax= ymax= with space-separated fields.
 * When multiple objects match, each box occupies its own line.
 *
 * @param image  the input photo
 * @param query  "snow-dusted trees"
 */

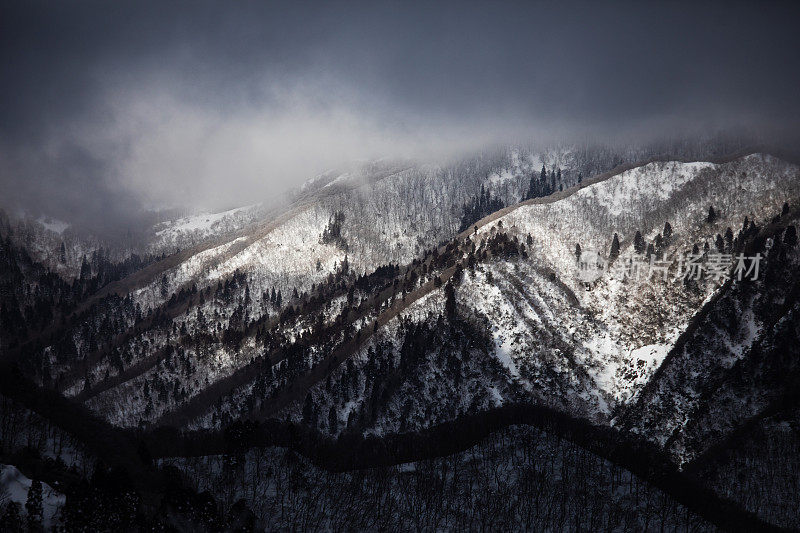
xmin=526 ymin=164 xmax=568 ymax=200
xmin=160 ymin=275 xmax=169 ymax=298
xmin=320 ymin=211 xmax=348 ymax=251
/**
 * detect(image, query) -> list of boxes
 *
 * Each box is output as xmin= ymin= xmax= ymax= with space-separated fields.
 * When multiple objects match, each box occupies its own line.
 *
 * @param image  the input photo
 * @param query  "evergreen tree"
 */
xmin=452 ymin=263 xmax=464 ymax=285
xmin=707 ymin=206 xmax=717 ymax=223
xmin=460 ymin=186 xmax=503 ymax=230
xmin=782 ymin=202 xmax=790 ymax=216
xmin=724 ymin=227 xmax=734 ymax=250
xmin=320 ymin=211 xmax=348 ymax=250
xmin=59 ymin=242 xmax=67 ymax=264
xmin=444 ymin=281 xmax=457 ymax=318
xmin=633 ymin=231 xmax=646 ymax=254
xmin=715 ymin=234 xmax=725 ymax=252
xmin=25 ymin=480 xmax=43 ymax=531
xmin=302 ymin=393 xmax=315 ymax=425
xmin=328 ymin=406 xmax=338 ymax=433
xmin=663 ymin=221 xmax=672 ymax=241
xmin=574 ymin=243 xmax=582 ymax=262
xmin=530 ymin=164 xmax=548 ymax=197
xmin=609 ymin=233 xmax=620 ymax=261
xmin=79 ymin=255 xmax=91 ymax=281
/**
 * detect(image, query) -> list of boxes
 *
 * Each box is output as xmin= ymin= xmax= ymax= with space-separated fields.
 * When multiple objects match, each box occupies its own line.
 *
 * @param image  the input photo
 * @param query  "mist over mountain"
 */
xmin=2 ymin=0 xmax=799 ymax=232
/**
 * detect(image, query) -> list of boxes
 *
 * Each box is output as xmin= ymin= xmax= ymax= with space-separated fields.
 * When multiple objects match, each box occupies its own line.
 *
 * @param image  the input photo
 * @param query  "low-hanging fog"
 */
xmin=1 ymin=0 xmax=799 ymax=232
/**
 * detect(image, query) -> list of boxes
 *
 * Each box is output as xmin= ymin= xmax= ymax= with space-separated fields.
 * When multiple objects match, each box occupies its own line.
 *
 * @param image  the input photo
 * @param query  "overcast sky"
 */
xmin=1 ymin=0 xmax=799 ymax=229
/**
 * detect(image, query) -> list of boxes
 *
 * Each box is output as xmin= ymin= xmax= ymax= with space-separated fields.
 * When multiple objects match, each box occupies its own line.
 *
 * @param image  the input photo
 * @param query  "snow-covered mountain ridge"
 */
xmin=66 ymin=150 xmax=790 ymax=436
xmin=3 ymin=149 xmax=798 ymax=444
xmin=263 ymin=153 xmax=798 ymax=436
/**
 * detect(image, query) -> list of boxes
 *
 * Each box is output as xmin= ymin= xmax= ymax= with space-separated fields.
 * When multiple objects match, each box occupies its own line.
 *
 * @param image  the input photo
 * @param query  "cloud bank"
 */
xmin=1 ymin=0 xmax=798 ymax=229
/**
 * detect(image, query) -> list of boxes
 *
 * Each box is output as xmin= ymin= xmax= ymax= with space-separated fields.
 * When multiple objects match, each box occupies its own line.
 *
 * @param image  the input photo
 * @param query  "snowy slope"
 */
xmin=623 ymin=225 xmax=800 ymax=464
xmin=0 ymin=464 xmax=65 ymax=528
xmin=26 ymin=150 xmax=800 ymax=436
xmin=469 ymin=154 xmax=799 ymax=406
xmin=149 ymin=204 xmax=263 ymax=253
xmin=260 ymin=153 xmax=800 ymax=435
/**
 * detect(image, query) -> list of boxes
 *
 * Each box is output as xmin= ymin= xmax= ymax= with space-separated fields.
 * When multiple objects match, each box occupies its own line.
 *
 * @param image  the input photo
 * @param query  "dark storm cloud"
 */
xmin=1 ymin=0 xmax=799 ymax=229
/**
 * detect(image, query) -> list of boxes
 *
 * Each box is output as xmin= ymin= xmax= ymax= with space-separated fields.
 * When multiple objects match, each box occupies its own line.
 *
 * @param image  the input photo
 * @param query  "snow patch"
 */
xmin=494 ymin=336 xmax=520 ymax=377
xmin=0 ymin=464 xmax=65 ymax=529
xmin=155 ymin=204 xmax=259 ymax=237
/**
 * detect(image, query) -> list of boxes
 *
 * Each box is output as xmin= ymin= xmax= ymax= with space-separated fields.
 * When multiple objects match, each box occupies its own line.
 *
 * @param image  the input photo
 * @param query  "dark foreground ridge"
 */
xmin=147 ymin=404 xmax=784 ymax=532
xmin=0 ymin=359 xmax=784 ymax=531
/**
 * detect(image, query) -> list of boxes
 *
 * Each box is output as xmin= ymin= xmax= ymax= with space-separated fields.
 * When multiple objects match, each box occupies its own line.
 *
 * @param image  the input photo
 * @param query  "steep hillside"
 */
xmin=4 ymin=148 xmax=798 ymax=444
xmin=622 ymin=213 xmax=800 ymax=464
xmin=689 ymin=402 xmax=800 ymax=530
xmin=6 ymin=147 xmax=596 ymax=417
xmin=146 ymin=152 xmax=800 ymax=437
xmin=288 ymin=155 xmax=796 ymax=429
